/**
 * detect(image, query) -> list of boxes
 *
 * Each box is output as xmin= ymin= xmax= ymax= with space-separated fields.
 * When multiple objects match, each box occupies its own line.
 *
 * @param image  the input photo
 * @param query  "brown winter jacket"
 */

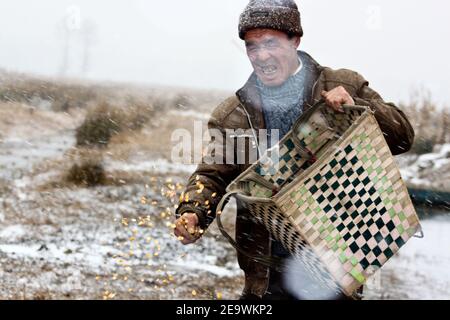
xmin=175 ymin=51 xmax=415 ymax=297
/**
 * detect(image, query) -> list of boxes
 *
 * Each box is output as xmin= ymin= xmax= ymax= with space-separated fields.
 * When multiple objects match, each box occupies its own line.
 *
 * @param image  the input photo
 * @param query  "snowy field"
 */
xmin=399 ymin=144 xmax=450 ymax=192
xmin=0 ymin=101 xmax=244 ymax=300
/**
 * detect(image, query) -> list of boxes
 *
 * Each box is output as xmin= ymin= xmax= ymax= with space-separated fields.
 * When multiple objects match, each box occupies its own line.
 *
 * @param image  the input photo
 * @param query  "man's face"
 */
xmin=244 ymin=29 xmax=300 ymax=87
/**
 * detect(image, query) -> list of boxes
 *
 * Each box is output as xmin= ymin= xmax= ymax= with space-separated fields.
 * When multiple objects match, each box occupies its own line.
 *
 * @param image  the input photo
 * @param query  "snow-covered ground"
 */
xmin=0 ymin=103 xmax=243 ymax=300
xmin=0 ymin=133 xmax=75 ymax=180
xmin=399 ymin=143 xmax=450 ymax=192
xmin=0 ymin=168 xmax=243 ymax=299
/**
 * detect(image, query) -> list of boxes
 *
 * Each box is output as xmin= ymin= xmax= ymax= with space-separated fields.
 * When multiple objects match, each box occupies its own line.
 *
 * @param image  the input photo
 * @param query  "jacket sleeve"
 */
xmin=353 ymin=80 xmax=415 ymax=155
xmin=175 ymin=100 xmax=241 ymax=230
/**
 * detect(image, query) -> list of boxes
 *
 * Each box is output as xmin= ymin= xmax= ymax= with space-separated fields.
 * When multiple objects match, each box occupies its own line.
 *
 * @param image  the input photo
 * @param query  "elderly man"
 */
xmin=174 ymin=0 xmax=414 ymax=300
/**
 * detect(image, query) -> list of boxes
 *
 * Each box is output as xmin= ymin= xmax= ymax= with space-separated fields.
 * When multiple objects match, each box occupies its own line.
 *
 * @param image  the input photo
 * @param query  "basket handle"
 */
xmin=215 ymin=192 xmax=285 ymax=271
xmin=241 ymin=172 xmax=279 ymax=194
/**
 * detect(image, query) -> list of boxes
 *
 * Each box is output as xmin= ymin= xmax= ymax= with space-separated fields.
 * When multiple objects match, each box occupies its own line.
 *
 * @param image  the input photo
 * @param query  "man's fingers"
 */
xmin=172 ymin=212 xmax=202 ymax=245
xmin=174 ymin=227 xmax=188 ymax=243
xmin=181 ymin=213 xmax=200 ymax=236
xmin=174 ymin=227 xmax=192 ymax=245
xmin=322 ymin=87 xmax=353 ymax=112
xmin=175 ymin=230 xmax=195 ymax=245
xmin=333 ymin=99 xmax=344 ymax=112
xmin=323 ymin=93 xmax=345 ymax=113
xmin=326 ymin=95 xmax=339 ymax=109
xmin=175 ymin=220 xmax=196 ymax=241
xmin=174 ymin=227 xmax=184 ymax=239
xmin=174 ymin=213 xmax=202 ymax=245
xmin=185 ymin=218 xmax=198 ymax=235
xmin=175 ymin=226 xmax=196 ymax=243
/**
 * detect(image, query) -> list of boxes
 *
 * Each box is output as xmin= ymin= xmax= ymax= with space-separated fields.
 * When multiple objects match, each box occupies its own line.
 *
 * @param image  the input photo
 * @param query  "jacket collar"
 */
xmin=235 ymin=51 xmax=323 ymax=129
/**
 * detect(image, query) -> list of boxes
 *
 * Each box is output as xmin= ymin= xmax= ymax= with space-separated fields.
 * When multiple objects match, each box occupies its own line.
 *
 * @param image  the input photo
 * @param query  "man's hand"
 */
xmin=321 ymin=86 xmax=355 ymax=112
xmin=174 ymin=212 xmax=203 ymax=245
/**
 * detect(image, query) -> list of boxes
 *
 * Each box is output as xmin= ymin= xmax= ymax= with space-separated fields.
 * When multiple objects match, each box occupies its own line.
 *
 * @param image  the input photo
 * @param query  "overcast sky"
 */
xmin=0 ymin=0 xmax=449 ymax=106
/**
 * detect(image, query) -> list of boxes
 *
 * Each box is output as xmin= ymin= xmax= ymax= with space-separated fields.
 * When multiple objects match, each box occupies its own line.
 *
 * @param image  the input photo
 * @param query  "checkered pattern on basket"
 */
xmin=278 ymin=113 xmax=420 ymax=294
xmin=253 ymin=120 xmax=337 ymax=191
xmin=250 ymin=106 xmax=365 ymax=194
xmin=322 ymin=107 xmax=364 ymax=135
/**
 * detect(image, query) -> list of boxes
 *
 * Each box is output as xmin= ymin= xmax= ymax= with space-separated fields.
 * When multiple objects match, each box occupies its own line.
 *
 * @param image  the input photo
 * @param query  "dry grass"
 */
xmin=0 ymin=68 xmax=227 ymax=112
xmin=107 ymin=111 xmax=210 ymax=161
xmin=74 ymin=98 xmax=160 ymax=148
xmin=0 ymin=72 xmax=226 ymax=192
xmin=75 ymin=102 xmax=124 ymax=147
xmin=0 ymin=101 xmax=84 ymax=138
xmin=0 ymin=70 xmax=98 ymax=111
xmin=66 ymin=158 xmax=106 ymax=187
xmin=400 ymin=89 xmax=450 ymax=154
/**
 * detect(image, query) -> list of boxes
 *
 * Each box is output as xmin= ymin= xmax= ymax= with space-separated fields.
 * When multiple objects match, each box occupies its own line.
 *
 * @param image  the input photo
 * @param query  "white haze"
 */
xmin=0 ymin=0 xmax=449 ymax=106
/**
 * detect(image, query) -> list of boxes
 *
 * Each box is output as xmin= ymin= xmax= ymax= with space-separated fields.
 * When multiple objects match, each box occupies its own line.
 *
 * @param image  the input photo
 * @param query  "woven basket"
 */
xmin=216 ymin=102 xmax=422 ymax=299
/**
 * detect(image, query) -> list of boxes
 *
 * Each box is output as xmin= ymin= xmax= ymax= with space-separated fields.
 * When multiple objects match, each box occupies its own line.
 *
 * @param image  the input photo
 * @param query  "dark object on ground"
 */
xmin=67 ymin=160 xmax=106 ymax=187
xmin=75 ymin=109 xmax=121 ymax=147
xmin=409 ymin=188 xmax=450 ymax=208
xmin=410 ymin=138 xmax=434 ymax=155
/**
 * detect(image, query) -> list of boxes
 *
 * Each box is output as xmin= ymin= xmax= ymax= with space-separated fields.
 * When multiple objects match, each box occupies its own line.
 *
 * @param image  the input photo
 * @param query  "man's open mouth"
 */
xmin=260 ymin=65 xmax=277 ymax=75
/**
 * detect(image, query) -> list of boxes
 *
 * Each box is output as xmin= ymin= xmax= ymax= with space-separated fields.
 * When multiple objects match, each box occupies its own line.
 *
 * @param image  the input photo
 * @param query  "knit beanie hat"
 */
xmin=238 ymin=0 xmax=303 ymax=40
